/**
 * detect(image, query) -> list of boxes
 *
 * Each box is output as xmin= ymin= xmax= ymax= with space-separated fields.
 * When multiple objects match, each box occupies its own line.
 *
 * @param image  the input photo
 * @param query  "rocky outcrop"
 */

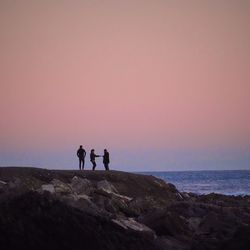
xmin=0 ymin=191 xmax=159 ymax=250
xmin=0 ymin=167 xmax=250 ymax=250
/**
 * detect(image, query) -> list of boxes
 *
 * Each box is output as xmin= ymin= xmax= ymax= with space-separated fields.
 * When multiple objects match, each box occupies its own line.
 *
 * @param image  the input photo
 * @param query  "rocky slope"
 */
xmin=0 ymin=167 xmax=250 ymax=250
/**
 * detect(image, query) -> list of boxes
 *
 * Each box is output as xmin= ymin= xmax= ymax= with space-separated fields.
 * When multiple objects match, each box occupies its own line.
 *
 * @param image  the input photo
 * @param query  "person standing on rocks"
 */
xmin=77 ymin=145 xmax=86 ymax=170
xmin=102 ymin=149 xmax=110 ymax=171
xmin=90 ymin=149 xmax=100 ymax=170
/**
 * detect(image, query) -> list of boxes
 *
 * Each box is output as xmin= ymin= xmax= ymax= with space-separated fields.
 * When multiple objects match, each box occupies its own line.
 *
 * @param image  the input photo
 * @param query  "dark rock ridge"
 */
xmin=0 ymin=167 xmax=250 ymax=250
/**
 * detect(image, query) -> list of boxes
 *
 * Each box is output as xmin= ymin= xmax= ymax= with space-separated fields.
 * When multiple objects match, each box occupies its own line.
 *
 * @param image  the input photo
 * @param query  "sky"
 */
xmin=0 ymin=0 xmax=250 ymax=171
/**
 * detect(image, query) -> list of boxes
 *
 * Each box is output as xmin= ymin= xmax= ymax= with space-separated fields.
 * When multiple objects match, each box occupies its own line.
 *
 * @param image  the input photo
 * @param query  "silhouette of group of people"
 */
xmin=77 ymin=145 xmax=110 ymax=171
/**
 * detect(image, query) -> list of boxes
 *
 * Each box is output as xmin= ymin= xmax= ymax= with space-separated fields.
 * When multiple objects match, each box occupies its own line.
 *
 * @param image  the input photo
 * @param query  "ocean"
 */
xmin=141 ymin=170 xmax=250 ymax=196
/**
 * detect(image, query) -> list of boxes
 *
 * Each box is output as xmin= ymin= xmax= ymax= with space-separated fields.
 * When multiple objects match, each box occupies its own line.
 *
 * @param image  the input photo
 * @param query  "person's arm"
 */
xmin=84 ymin=150 xmax=86 ymax=157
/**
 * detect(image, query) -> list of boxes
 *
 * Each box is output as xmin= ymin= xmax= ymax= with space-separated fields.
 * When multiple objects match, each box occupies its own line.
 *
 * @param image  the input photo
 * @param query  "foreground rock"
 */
xmin=0 ymin=167 xmax=250 ymax=250
xmin=0 ymin=191 xmax=158 ymax=250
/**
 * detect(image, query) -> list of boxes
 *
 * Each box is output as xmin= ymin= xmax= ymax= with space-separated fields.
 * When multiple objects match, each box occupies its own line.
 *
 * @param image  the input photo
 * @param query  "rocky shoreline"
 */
xmin=0 ymin=167 xmax=250 ymax=250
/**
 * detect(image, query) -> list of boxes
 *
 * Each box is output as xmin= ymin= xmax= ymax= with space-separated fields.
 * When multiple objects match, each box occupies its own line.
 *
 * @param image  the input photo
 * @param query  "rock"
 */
xmin=1 ymin=167 xmax=250 ymax=250
xmin=176 ymin=192 xmax=184 ymax=200
xmin=77 ymin=194 xmax=91 ymax=201
xmin=156 ymin=237 xmax=189 ymax=250
xmin=61 ymin=193 xmax=102 ymax=216
xmin=8 ymin=178 xmax=22 ymax=189
xmin=61 ymin=193 xmax=92 ymax=203
xmin=71 ymin=176 xmax=94 ymax=195
xmin=153 ymin=179 xmax=165 ymax=187
xmin=219 ymin=225 xmax=250 ymax=250
xmin=196 ymin=193 xmax=250 ymax=207
xmin=127 ymin=197 xmax=161 ymax=216
xmin=113 ymin=192 xmax=133 ymax=201
xmin=0 ymin=180 xmax=7 ymax=185
xmin=51 ymin=179 xmax=72 ymax=195
xmin=92 ymin=190 xmax=127 ymax=215
xmin=197 ymin=210 xmax=240 ymax=239
xmin=165 ymin=182 xmax=179 ymax=193
xmin=0 ymin=180 xmax=7 ymax=192
xmin=138 ymin=208 xmax=190 ymax=239
xmin=95 ymin=187 xmax=132 ymax=202
xmin=188 ymin=217 xmax=201 ymax=231
xmin=182 ymin=192 xmax=190 ymax=199
xmin=0 ymin=191 xmax=161 ymax=250
xmin=97 ymin=179 xmax=118 ymax=194
xmin=41 ymin=184 xmax=55 ymax=194
xmin=112 ymin=217 xmax=155 ymax=235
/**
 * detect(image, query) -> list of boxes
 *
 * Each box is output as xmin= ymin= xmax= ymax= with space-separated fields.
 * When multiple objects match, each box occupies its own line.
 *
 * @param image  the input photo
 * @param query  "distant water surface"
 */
xmin=140 ymin=170 xmax=250 ymax=195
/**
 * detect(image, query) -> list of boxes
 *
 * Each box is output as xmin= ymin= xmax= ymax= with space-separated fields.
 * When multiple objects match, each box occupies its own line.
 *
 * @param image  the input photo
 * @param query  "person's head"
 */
xmin=91 ymin=149 xmax=94 ymax=153
xmin=80 ymin=145 xmax=82 ymax=149
xmin=104 ymin=149 xmax=107 ymax=153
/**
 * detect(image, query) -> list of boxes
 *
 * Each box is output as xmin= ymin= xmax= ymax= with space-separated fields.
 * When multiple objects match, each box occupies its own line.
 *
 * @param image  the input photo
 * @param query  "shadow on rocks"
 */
xmin=0 ymin=191 xmax=163 ymax=250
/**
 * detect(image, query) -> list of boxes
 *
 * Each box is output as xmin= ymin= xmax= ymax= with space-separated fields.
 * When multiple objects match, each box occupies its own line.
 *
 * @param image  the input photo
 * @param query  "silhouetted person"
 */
xmin=90 ymin=149 xmax=100 ymax=170
xmin=103 ymin=149 xmax=110 ymax=171
xmin=77 ymin=145 xmax=86 ymax=170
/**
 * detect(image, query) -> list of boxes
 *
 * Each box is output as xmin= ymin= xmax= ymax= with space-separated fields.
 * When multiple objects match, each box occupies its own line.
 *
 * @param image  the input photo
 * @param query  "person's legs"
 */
xmin=92 ymin=161 xmax=96 ymax=170
xmin=79 ymin=158 xmax=81 ymax=170
xmin=106 ymin=163 xmax=109 ymax=171
xmin=82 ymin=159 xmax=85 ymax=170
xmin=104 ymin=163 xmax=109 ymax=171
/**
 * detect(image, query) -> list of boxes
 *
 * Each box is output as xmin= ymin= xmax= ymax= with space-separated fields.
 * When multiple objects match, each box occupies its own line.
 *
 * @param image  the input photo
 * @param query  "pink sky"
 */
xmin=0 ymin=1 xmax=250 ymax=170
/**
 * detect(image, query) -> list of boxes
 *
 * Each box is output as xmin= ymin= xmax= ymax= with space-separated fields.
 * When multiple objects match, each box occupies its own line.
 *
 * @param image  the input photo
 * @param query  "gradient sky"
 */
xmin=1 ymin=0 xmax=250 ymax=171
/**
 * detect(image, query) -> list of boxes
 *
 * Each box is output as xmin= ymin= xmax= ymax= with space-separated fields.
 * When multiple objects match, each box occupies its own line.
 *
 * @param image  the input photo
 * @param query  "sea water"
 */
xmin=141 ymin=170 xmax=250 ymax=195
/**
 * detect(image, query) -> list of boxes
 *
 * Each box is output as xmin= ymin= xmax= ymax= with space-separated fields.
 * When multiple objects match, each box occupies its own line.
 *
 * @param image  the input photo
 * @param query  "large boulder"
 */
xmin=71 ymin=176 xmax=94 ymax=195
xmin=127 ymin=197 xmax=163 ymax=216
xmin=40 ymin=184 xmax=55 ymax=194
xmin=139 ymin=209 xmax=190 ymax=238
xmin=61 ymin=193 xmax=104 ymax=217
xmin=51 ymin=179 xmax=72 ymax=195
xmin=97 ymin=179 xmax=118 ymax=193
xmin=92 ymin=190 xmax=131 ymax=216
